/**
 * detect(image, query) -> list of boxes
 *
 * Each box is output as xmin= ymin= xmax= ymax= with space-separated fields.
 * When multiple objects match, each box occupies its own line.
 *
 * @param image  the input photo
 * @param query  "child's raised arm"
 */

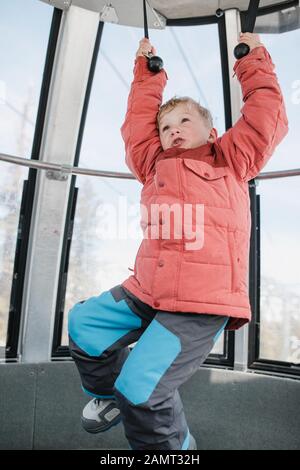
xmin=217 ymin=33 xmax=288 ymax=182
xmin=121 ymin=38 xmax=168 ymax=184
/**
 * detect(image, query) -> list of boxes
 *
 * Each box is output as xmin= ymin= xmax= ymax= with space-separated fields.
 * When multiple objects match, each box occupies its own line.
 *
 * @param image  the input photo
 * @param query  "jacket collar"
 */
xmin=157 ymin=143 xmax=215 ymax=163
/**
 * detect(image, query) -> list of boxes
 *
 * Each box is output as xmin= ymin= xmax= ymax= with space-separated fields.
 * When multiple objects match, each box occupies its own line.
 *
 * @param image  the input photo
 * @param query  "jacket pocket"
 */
xmin=182 ymin=159 xmax=231 ymax=209
xmin=183 ymin=159 xmax=228 ymax=180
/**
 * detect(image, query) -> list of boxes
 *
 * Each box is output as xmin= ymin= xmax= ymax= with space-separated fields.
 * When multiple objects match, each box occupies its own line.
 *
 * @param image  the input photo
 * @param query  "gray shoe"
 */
xmin=188 ymin=434 xmax=197 ymax=450
xmin=81 ymin=398 xmax=121 ymax=433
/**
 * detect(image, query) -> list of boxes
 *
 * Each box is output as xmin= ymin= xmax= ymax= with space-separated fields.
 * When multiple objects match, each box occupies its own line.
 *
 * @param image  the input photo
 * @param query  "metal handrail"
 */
xmin=257 ymin=168 xmax=300 ymax=180
xmin=0 ymin=152 xmax=134 ymax=180
xmin=0 ymin=151 xmax=299 ymax=181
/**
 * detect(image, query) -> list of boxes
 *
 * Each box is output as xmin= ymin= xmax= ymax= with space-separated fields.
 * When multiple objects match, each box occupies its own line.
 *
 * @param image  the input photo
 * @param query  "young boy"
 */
xmin=68 ymin=33 xmax=288 ymax=450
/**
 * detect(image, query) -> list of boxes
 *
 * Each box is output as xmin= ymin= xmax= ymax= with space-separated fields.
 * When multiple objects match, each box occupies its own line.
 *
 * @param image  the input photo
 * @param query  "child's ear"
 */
xmin=207 ymin=127 xmax=218 ymax=143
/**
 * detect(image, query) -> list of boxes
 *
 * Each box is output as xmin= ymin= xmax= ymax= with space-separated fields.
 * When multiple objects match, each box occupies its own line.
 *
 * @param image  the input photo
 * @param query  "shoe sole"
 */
xmin=81 ymin=415 xmax=122 ymax=434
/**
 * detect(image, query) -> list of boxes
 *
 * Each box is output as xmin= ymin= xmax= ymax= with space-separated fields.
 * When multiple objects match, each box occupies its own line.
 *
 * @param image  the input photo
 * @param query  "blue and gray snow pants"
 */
xmin=68 ymin=285 xmax=229 ymax=450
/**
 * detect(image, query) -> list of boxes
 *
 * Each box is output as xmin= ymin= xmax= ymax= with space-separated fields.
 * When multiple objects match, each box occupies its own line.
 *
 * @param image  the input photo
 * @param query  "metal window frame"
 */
xmin=248 ymin=182 xmax=300 ymax=379
xmin=19 ymin=5 xmax=101 ymax=363
xmin=2 ymin=0 xmax=299 ymax=377
xmin=248 ymin=2 xmax=300 ymax=379
xmin=222 ymin=8 xmax=251 ymax=373
xmin=205 ymin=11 xmax=235 ymax=368
xmin=249 ymin=0 xmax=300 ymax=380
xmin=5 ymin=7 xmax=63 ymax=361
xmin=52 ymin=21 xmax=104 ymax=358
xmin=204 ymin=327 xmax=235 ymax=369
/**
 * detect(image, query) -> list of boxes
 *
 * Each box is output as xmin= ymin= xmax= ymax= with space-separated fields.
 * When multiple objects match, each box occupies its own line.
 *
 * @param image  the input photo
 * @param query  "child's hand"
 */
xmin=136 ymin=38 xmax=157 ymax=59
xmin=238 ymin=32 xmax=263 ymax=52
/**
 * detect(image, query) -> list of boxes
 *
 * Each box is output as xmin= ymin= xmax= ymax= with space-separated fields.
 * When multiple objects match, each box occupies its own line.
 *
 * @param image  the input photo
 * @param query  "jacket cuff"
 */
xmin=133 ymin=55 xmax=168 ymax=82
xmin=233 ymin=45 xmax=274 ymax=79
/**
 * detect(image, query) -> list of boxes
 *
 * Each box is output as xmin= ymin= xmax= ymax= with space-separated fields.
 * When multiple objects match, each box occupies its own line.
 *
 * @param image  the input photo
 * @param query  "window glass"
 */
xmin=254 ymin=25 xmax=300 ymax=363
xmin=211 ymin=334 xmax=226 ymax=355
xmin=258 ymin=177 xmax=300 ymax=363
xmin=78 ymin=22 xmax=225 ymax=173
xmin=0 ymin=0 xmax=52 ymax=158
xmin=0 ymin=0 xmax=53 ymax=348
xmin=61 ymin=176 xmax=142 ymax=345
xmin=258 ymin=29 xmax=300 ymax=172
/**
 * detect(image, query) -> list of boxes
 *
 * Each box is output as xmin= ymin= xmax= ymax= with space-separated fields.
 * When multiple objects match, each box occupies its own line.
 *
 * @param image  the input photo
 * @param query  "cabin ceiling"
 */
xmin=39 ymin=0 xmax=299 ymax=32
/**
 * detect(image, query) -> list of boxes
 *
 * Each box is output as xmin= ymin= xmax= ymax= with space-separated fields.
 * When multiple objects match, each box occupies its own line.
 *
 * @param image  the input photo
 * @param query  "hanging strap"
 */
xmin=143 ymin=0 xmax=149 ymax=39
xmin=243 ymin=0 xmax=260 ymax=32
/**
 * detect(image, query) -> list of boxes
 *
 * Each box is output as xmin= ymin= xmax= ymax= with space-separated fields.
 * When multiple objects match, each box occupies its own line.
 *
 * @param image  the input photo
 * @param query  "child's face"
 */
xmin=159 ymin=103 xmax=216 ymax=151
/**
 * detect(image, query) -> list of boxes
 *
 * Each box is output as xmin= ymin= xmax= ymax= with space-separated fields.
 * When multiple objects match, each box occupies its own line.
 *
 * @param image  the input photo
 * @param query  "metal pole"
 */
xmin=20 ymin=5 xmax=100 ymax=363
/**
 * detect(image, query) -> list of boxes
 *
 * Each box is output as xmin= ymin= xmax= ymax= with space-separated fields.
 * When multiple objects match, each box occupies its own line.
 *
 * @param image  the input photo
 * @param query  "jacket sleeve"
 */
xmin=216 ymin=46 xmax=288 ymax=182
xmin=121 ymin=56 xmax=167 ymax=184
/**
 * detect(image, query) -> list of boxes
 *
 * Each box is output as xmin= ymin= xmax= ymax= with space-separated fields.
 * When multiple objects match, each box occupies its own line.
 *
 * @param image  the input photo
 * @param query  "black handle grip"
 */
xmin=146 ymin=52 xmax=164 ymax=73
xmin=234 ymin=0 xmax=260 ymax=59
xmin=234 ymin=42 xmax=250 ymax=59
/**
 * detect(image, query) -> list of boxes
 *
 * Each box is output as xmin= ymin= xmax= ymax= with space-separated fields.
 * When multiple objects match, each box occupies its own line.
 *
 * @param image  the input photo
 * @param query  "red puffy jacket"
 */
xmin=121 ymin=46 xmax=288 ymax=331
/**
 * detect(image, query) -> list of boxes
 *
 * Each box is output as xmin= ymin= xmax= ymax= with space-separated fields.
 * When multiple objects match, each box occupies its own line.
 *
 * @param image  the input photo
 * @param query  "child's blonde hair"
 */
xmin=157 ymin=96 xmax=213 ymax=130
